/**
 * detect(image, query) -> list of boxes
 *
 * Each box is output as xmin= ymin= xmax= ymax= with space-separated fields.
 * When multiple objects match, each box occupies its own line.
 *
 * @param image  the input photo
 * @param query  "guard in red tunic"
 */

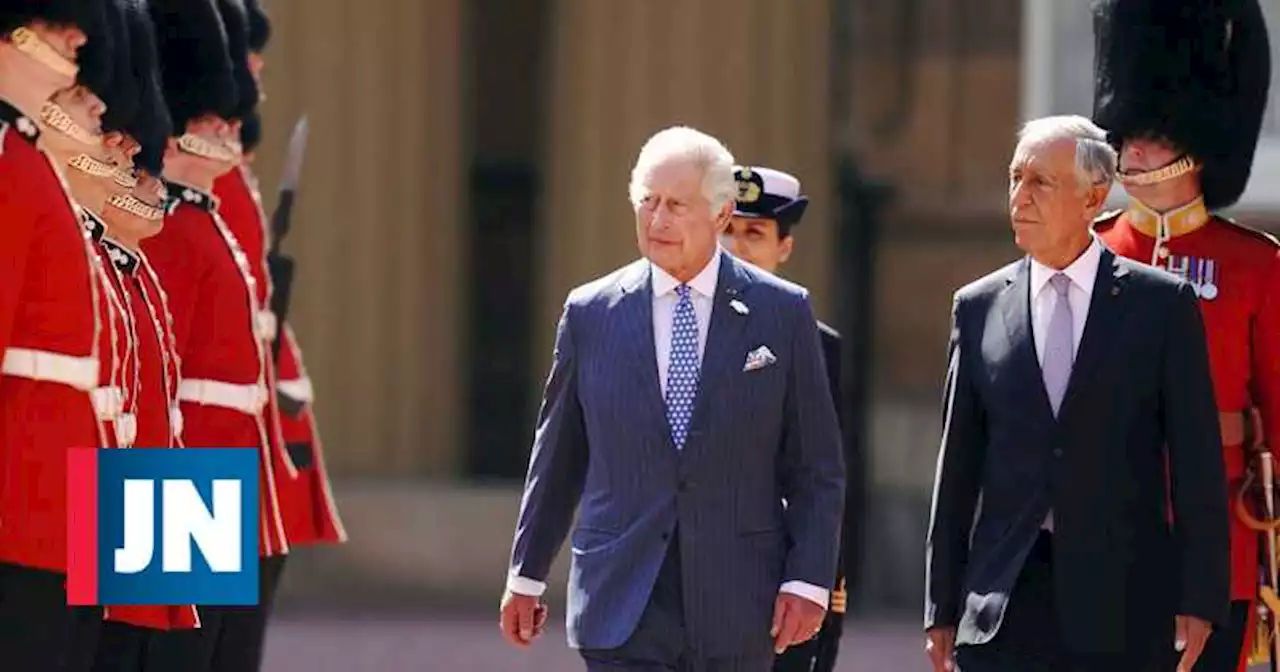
xmin=41 ymin=0 xmax=192 ymax=656
xmin=1090 ymin=2 xmax=1276 ymax=670
xmin=36 ymin=0 xmax=137 ymax=458
xmin=217 ymin=0 xmax=346 ymax=555
xmin=137 ymin=0 xmax=288 ymax=669
xmin=0 ymin=2 xmax=116 ymax=669
xmin=38 ymin=4 xmax=203 ymax=669
xmin=214 ymin=161 xmax=348 ymax=551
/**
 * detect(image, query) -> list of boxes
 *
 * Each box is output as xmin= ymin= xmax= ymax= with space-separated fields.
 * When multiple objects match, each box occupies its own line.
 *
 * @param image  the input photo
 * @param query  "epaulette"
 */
xmin=1091 ymin=208 xmax=1123 ymax=231
xmin=1216 ymin=216 xmax=1280 ymax=248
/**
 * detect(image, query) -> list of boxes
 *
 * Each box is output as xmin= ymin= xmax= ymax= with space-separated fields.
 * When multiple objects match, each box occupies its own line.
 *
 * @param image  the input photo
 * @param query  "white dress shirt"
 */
xmin=509 ymin=247 xmax=831 ymax=611
xmin=651 ymin=248 xmax=721 ymax=397
xmin=1028 ymin=236 xmax=1101 ymax=532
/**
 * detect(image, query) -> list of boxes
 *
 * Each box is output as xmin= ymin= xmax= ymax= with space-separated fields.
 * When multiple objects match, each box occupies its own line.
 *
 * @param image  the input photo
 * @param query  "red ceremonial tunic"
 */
xmin=83 ymin=215 xmax=135 ymax=452
xmin=1097 ymin=199 xmax=1280 ymax=607
xmin=274 ymin=325 xmax=346 ymax=545
xmin=140 ymin=180 xmax=288 ymax=558
xmin=214 ymin=166 xmax=345 ymax=547
xmin=0 ymin=101 xmax=104 ymax=572
xmin=93 ymin=232 xmax=199 ymax=630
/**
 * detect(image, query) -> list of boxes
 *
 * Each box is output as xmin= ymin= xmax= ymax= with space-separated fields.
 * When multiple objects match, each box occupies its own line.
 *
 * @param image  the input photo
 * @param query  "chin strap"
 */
xmin=9 ymin=27 xmax=77 ymax=79
xmin=177 ymin=133 xmax=239 ymax=163
xmin=1118 ymin=155 xmax=1198 ymax=188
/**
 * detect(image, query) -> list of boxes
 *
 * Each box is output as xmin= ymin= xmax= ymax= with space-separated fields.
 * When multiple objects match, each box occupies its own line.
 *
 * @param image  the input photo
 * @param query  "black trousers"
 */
xmin=955 ymin=533 xmax=1178 ymax=672
xmin=0 ymin=562 xmax=103 ymax=672
xmin=135 ymin=555 xmax=287 ymax=672
xmin=91 ymin=621 xmax=149 ymax=672
xmin=580 ymin=535 xmax=774 ymax=672
xmin=1193 ymin=600 xmax=1251 ymax=672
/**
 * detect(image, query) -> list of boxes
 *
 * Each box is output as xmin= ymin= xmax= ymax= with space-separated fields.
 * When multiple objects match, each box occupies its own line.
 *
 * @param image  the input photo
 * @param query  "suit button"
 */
xmin=661 ymin=532 xmax=670 ymax=541
xmin=678 ymin=480 xmax=689 ymax=492
xmin=1053 ymin=448 xmax=1063 ymax=457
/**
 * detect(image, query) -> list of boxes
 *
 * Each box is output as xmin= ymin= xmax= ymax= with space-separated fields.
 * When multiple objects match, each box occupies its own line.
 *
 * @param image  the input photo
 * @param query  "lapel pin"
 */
xmin=1111 ymin=286 xmax=1120 ymax=296
xmin=729 ymin=299 xmax=749 ymax=315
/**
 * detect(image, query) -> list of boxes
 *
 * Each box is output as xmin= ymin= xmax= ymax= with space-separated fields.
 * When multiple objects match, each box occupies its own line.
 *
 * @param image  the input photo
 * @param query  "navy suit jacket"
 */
xmin=509 ymin=253 xmax=846 ymax=658
xmin=924 ymin=247 xmax=1229 ymax=655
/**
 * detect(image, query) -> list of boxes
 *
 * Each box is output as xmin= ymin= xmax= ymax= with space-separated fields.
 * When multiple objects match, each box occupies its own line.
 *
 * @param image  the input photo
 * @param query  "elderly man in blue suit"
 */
xmin=499 ymin=125 xmax=846 ymax=671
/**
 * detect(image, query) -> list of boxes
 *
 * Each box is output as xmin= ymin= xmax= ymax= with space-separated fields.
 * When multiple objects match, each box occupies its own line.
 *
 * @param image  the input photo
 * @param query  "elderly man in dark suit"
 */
xmin=720 ymin=165 xmax=859 ymax=672
xmin=923 ymin=114 xmax=1230 ymax=672
xmin=499 ymin=125 xmax=846 ymax=672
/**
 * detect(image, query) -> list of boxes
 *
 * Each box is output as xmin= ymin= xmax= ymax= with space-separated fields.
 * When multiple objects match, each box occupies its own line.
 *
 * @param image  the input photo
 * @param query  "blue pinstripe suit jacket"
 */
xmin=508 ymin=253 xmax=845 ymax=658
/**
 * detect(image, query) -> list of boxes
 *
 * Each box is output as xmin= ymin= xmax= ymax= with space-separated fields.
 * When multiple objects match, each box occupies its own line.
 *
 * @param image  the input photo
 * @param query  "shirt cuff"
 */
xmin=780 ymin=581 xmax=830 ymax=610
xmin=507 ymin=574 xmax=547 ymax=598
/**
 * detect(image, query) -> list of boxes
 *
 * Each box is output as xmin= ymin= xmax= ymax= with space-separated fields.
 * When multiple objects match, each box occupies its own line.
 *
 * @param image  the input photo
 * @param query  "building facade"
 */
xmin=255 ymin=0 xmax=1280 ymax=610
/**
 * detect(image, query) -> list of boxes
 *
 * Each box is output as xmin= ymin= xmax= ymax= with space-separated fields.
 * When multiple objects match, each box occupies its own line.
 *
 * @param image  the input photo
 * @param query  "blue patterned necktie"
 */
xmin=665 ymin=284 xmax=701 ymax=450
xmin=1042 ymin=273 xmax=1075 ymax=416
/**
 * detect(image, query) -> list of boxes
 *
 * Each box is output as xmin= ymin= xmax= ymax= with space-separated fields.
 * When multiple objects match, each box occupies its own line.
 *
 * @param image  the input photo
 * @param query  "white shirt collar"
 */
xmin=1029 ymin=236 xmax=1102 ymax=298
xmin=651 ymin=247 xmax=722 ymax=298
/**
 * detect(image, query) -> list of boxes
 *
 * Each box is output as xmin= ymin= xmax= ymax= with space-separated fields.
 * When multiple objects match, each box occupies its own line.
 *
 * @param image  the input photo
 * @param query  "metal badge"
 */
xmin=1199 ymin=258 xmax=1219 ymax=301
xmin=1164 ymin=255 xmax=1220 ymax=301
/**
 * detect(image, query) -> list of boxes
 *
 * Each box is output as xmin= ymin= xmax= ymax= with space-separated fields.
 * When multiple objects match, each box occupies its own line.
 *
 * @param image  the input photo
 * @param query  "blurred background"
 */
xmin=245 ymin=0 xmax=1280 ymax=668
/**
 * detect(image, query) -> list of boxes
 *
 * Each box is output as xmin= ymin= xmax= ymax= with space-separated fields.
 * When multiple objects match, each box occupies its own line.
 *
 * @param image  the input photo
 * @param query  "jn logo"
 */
xmin=67 ymin=448 xmax=259 ymax=606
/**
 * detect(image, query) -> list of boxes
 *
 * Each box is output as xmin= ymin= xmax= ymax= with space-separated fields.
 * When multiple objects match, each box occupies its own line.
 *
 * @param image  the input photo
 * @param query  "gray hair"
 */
xmin=1015 ymin=115 xmax=1118 ymax=191
xmin=629 ymin=126 xmax=737 ymax=216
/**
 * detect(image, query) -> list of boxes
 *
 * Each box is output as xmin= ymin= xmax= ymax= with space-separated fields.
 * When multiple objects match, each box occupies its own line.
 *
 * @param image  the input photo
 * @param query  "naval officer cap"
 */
xmin=733 ymin=165 xmax=809 ymax=230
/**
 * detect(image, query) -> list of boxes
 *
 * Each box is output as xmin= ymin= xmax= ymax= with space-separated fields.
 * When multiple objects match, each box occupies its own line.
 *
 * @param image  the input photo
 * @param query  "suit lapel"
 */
xmin=616 ymin=262 xmax=671 ymax=446
xmin=998 ymin=258 xmax=1056 ymax=424
xmin=1058 ymin=248 xmax=1129 ymax=421
xmin=685 ymin=256 xmax=754 ymax=443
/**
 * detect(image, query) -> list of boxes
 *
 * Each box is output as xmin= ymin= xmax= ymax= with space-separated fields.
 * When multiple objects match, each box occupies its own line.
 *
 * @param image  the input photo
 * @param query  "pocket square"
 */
xmin=743 ymin=346 xmax=777 ymax=372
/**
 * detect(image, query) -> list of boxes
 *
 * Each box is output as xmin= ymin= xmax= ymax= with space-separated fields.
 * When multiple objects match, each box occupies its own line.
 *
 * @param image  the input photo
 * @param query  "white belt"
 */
xmin=91 ymin=387 xmax=123 ymax=420
xmin=1 ymin=348 xmax=98 ymax=391
xmin=177 ymin=379 xmax=268 ymax=414
xmin=256 ymin=310 xmax=278 ymax=342
xmin=276 ymin=376 xmax=313 ymax=404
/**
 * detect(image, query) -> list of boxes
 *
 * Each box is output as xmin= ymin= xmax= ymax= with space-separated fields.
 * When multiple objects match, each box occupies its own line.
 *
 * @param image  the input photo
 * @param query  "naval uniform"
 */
xmin=1097 ymin=199 xmax=1280 ymax=672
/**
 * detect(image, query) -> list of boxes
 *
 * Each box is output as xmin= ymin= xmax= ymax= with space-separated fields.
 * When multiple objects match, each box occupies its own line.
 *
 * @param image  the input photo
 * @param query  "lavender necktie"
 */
xmin=1043 ymin=273 xmax=1075 ymax=416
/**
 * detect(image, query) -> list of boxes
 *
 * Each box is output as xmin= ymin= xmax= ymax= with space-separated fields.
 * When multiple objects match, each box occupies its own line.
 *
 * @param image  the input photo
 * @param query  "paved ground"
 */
xmin=262 ymin=614 xmax=930 ymax=672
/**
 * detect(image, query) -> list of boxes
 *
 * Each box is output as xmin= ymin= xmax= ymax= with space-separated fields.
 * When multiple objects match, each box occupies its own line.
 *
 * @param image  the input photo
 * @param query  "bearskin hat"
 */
xmin=244 ymin=0 xmax=267 ymax=52
xmin=86 ymin=0 xmax=135 ymax=132
xmin=148 ymin=0 xmax=237 ymax=135
xmin=1092 ymin=0 xmax=1272 ymax=210
xmin=213 ymin=0 xmax=257 ymax=121
xmin=0 ymin=0 xmax=111 ymax=88
xmin=106 ymin=0 xmax=170 ymax=175
xmin=240 ymin=107 xmax=261 ymax=154
xmin=0 ymin=0 xmax=101 ymax=35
